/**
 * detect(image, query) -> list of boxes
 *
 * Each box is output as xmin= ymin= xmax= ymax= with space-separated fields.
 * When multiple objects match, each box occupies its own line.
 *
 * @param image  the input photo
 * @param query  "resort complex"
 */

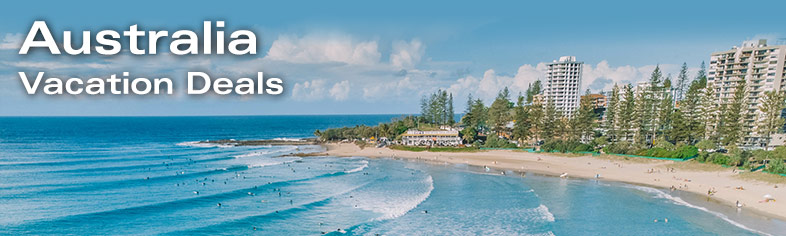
xmin=401 ymin=129 xmax=462 ymax=146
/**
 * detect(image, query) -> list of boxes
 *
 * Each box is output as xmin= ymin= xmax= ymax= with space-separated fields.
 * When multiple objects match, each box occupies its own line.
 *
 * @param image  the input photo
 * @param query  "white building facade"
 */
xmin=545 ymin=56 xmax=583 ymax=117
xmin=707 ymin=39 xmax=786 ymax=148
xmin=401 ymin=130 xmax=462 ymax=146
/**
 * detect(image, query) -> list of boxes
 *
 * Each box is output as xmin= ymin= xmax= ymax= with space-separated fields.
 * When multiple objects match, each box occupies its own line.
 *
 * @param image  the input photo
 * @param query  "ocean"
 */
xmin=0 ymin=116 xmax=782 ymax=235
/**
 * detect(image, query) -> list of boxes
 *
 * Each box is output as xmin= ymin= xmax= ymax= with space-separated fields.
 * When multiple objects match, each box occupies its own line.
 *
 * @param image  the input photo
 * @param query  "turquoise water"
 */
xmin=0 ymin=116 xmax=780 ymax=235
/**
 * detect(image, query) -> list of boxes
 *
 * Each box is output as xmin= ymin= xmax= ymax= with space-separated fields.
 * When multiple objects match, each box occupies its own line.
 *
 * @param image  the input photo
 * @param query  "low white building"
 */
xmin=767 ymin=133 xmax=786 ymax=150
xmin=401 ymin=129 xmax=462 ymax=146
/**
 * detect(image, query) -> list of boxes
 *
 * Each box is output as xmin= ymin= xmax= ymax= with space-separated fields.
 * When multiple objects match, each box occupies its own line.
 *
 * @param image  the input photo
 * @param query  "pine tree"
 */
xmin=488 ymin=87 xmax=513 ymax=135
xmin=512 ymin=94 xmax=531 ymax=143
xmin=526 ymin=80 xmax=542 ymax=104
xmin=646 ymin=66 xmax=663 ymax=146
xmin=420 ymin=90 xmax=455 ymax=125
xmin=681 ymin=77 xmax=706 ymax=143
xmin=605 ymin=84 xmax=620 ymax=142
xmin=571 ymin=90 xmax=597 ymax=142
xmin=461 ymin=94 xmax=475 ymax=127
xmin=721 ymin=82 xmax=746 ymax=146
xmin=541 ymin=97 xmax=559 ymax=140
xmin=472 ymin=99 xmax=488 ymax=132
xmin=634 ymin=66 xmax=663 ymax=147
xmin=633 ymin=88 xmax=649 ymax=146
xmin=439 ymin=90 xmax=448 ymax=124
xmin=529 ymin=102 xmax=544 ymax=142
xmin=676 ymin=62 xmax=689 ymax=101
xmin=658 ymin=76 xmax=674 ymax=141
xmin=757 ymin=91 xmax=786 ymax=149
xmin=702 ymin=82 xmax=719 ymax=143
xmin=697 ymin=61 xmax=707 ymax=80
xmin=460 ymin=94 xmax=475 ymax=143
xmin=618 ymin=84 xmax=636 ymax=142
xmin=420 ymin=96 xmax=429 ymax=123
xmin=448 ymin=93 xmax=455 ymax=125
xmin=669 ymin=108 xmax=688 ymax=143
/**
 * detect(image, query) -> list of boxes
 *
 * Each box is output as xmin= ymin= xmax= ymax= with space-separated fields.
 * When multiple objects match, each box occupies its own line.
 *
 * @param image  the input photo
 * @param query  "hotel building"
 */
xmin=707 ymin=39 xmax=786 ymax=147
xmin=545 ymin=56 xmax=583 ymax=117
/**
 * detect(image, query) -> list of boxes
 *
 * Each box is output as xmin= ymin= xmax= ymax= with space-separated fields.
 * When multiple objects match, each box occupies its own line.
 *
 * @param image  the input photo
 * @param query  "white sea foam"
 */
xmin=629 ymin=185 xmax=773 ymax=236
xmin=344 ymin=160 xmax=369 ymax=174
xmin=276 ymin=146 xmax=300 ymax=154
xmin=272 ymin=137 xmax=303 ymax=141
xmin=247 ymin=157 xmax=302 ymax=168
xmin=532 ymin=204 xmax=555 ymax=222
xmin=175 ymin=141 xmax=233 ymax=148
xmin=374 ymin=175 xmax=434 ymax=221
xmin=233 ymin=151 xmax=271 ymax=158
xmin=343 ymin=172 xmax=435 ymax=221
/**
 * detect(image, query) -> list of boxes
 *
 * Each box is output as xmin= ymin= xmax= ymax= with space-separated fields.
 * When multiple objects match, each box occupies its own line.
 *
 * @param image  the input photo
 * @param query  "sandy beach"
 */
xmin=319 ymin=143 xmax=786 ymax=221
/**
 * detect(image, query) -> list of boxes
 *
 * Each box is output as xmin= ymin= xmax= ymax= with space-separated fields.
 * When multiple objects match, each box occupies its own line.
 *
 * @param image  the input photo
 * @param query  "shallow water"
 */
xmin=0 ymin=116 xmax=782 ymax=235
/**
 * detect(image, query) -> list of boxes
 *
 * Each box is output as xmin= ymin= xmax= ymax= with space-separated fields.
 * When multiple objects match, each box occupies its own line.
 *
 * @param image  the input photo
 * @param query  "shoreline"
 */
xmin=316 ymin=143 xmax=786 ymax=222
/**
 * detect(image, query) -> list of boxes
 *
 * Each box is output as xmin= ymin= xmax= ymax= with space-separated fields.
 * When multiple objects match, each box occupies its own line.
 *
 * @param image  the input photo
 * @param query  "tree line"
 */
xmin=314 ymin=61 xmax=786 ymax=174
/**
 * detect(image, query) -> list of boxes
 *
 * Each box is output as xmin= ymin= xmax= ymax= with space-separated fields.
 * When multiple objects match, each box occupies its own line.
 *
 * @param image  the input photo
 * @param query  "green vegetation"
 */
xmin=314 ymin=115 xmax=420 ymax=141
xmin=420 ymin=90 xmax=455 ymax=125
xmin=482 ymin=135 xmax=517 ymax=149
xmin=541 ymin=140 xmax=593 ymax=153
xmin=634 ymin=142 xmax=697 ymax=160
xmin=689 ymin=146 xmax=786 ymax=174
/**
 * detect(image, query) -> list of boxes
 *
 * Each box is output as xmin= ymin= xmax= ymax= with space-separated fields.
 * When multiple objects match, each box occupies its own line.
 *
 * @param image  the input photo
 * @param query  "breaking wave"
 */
xmin=175 ymin=141 xmax=233 ymax=148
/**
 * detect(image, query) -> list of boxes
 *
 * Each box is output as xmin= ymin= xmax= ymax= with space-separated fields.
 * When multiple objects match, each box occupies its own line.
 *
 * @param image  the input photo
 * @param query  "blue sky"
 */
xmin=1 ymin=0 xmax=784 ymax=116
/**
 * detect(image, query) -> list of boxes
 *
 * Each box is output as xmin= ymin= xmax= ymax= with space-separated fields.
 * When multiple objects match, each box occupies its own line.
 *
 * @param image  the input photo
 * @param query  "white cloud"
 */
xmin=265 ymin=34 xmax=381 ymax=65
xmin=582 ymin=61 xmax=647 ymax=91
xmin=292 ymin=79 xmax=353 ymax=101
xmin=0 ymin=33 xmax=23 ymax=50
xmin=582 ymin=61 xmax=699 ymax=92
xmin=390 ymin=39 xmax=425 ymax=68
xmin=291 ymin=80 xmax=327 ymax=101
xmin=445 ymin=64 xmax=546 ymax=102
xmin=362 ymin=76 xmax=416 ymax=99
xmin=329 ymin=80 xmax=351 ymax=101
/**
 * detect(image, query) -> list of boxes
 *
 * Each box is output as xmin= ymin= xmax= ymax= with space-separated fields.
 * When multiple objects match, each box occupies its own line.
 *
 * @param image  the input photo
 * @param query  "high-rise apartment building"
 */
xmin=545 ymin=56 xmax=583 ymax=117
xmin=707 ymin=39 xmax=786 ymax=147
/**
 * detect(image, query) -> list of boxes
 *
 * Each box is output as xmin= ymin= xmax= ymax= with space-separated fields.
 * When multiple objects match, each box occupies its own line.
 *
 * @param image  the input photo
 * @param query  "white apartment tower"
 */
xmin=707 ymin=39 xmax=786 ymax=147
xmin=545 ymin=56 xmax=583 ymax=117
